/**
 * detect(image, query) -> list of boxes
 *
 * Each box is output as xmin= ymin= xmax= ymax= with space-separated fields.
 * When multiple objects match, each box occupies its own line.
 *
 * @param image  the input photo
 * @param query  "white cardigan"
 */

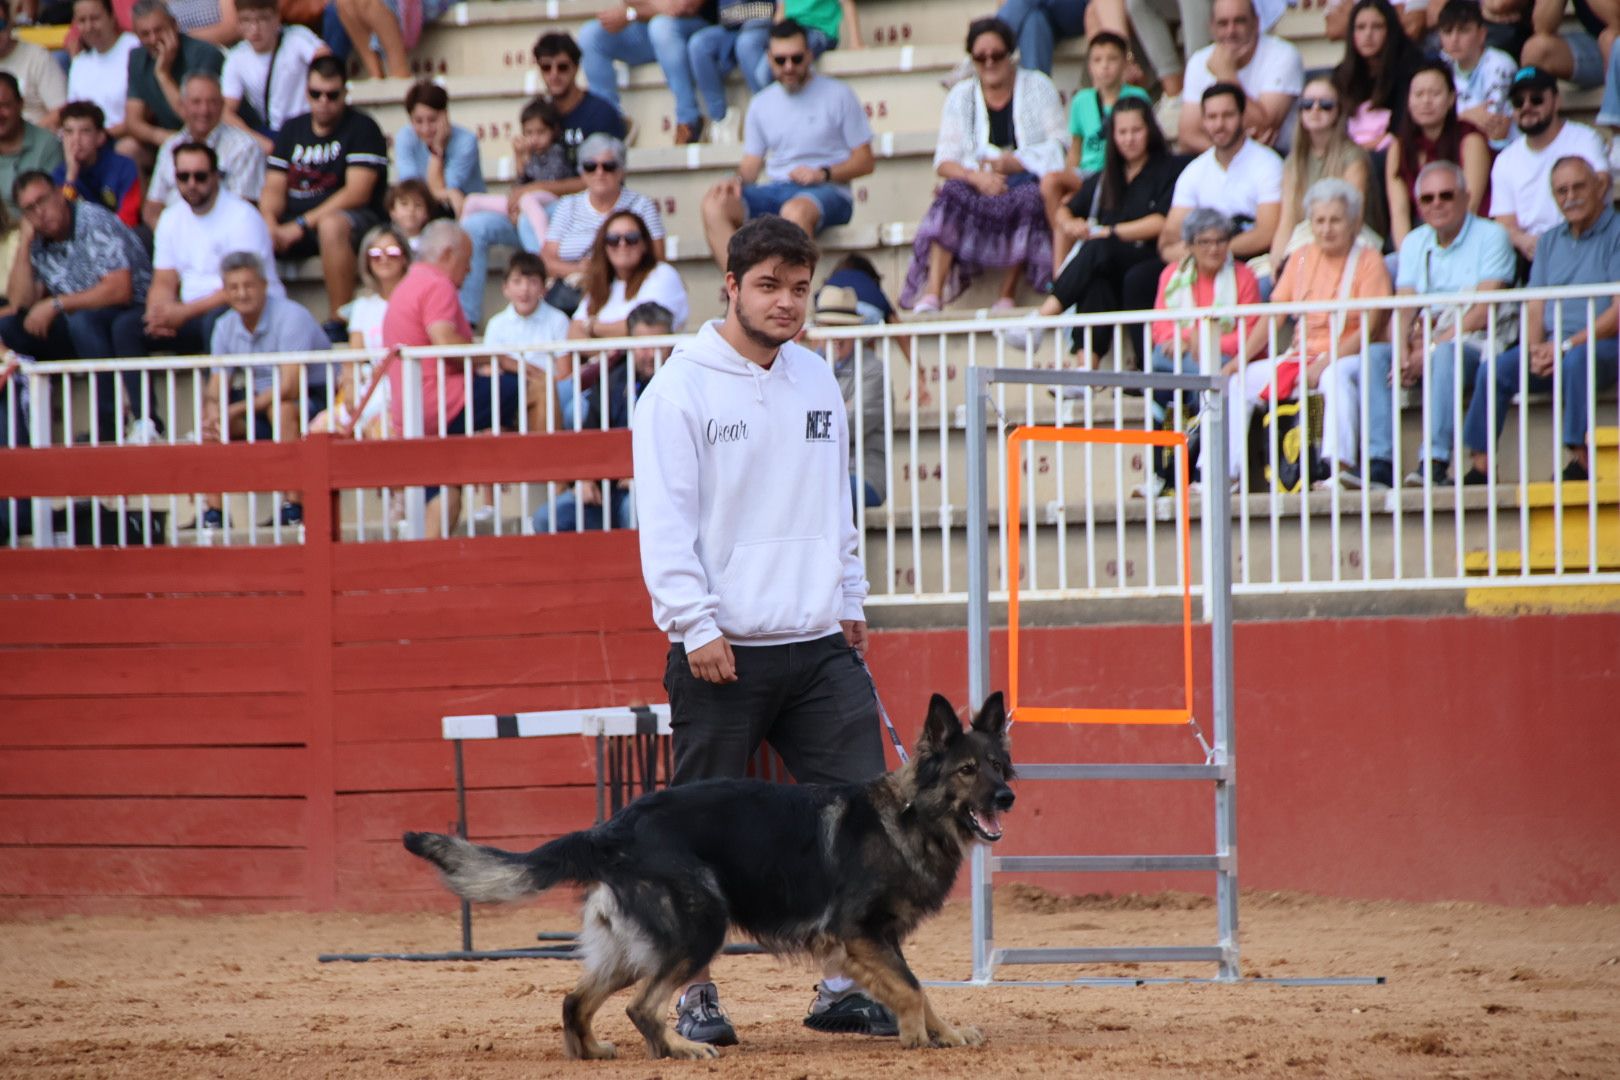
xmin=932 ymin=67 xmax=1070 ymax=179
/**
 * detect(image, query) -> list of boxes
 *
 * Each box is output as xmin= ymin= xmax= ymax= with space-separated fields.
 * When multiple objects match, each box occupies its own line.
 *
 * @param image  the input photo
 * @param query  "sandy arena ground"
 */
xmin=4 ymin=886 xmax=1619 ymax=1079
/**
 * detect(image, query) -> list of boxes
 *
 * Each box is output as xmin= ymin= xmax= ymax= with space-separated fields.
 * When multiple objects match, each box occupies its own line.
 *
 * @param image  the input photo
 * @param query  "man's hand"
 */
xmin=23 ymin=299 xmax=58 ymax=338
xmin=687 ymin=637 xmax=737 ymax=683
xmin=144 ymin=299 xmax=185 ymax=336
xmin=787 ymin=164 xmax=825 ymax=186
xmin=597 ymin=5 xmax=630 ymax=33
xmin=1529 ymin=341 xmax=1556 ymax=376
xmin=578 ymin=482 xmax=603 ymax=506
xmin=841 ymin=619 xmax=868 ymax=655
xmin=1510 ymin=229 xmax=1538 ymax=261
xmin=272 ymin=221 xmax=304 ymax=252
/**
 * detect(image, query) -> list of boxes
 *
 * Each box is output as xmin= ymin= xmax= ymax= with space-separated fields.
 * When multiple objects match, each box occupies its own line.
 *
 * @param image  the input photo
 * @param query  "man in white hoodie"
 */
xmin=632 ymin=214 xmax=895 ymax=1046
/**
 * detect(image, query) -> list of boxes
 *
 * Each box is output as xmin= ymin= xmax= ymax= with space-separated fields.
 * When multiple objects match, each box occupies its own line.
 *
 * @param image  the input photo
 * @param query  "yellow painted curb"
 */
xmin=1465 ymin=584 xmax=1620 ymax=616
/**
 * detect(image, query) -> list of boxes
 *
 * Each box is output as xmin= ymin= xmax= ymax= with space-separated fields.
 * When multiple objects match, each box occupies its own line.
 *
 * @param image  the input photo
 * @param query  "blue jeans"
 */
xmin=688 ymin=19 xmax=773 ymax=120
xmin=1419 ymin=339 xmax=1485 ymax=465
xmin=0 ymin=306 xmax=144 ymax=440
xmin=578 ymin=14 xmax=709 ymax=127
xmin=1148 ymin=342 xmax=1223 ymax=424
xmin=460 ymin=210 xmax=521 ymax=327
xmin=750 ymin=25 xmax=834 ymax=88
xmin=1599 ymin=35 xmax=1620 ymax=125
xmin=996 ymin=0 xmax=1089 ymax=74
xmin=1462 ymin=341 xmax=1620 ymax=457
xmin=531 ymin=486 xmax=633 ymax=532
xmin=850 ymin=475 xmax=883 ymax=509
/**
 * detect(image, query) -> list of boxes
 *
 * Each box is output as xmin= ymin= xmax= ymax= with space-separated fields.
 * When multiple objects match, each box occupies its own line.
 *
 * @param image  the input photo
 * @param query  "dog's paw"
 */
xmin=954 ymin=1025 xmax=985 ymax=1047
xmin=899 ymin=1027 xmax=933 ymax=1050
xmin=663 ymin=1041 xmax=721 ymax=1060
xmin=582 ymin=1040 xmax=617 ymax=1060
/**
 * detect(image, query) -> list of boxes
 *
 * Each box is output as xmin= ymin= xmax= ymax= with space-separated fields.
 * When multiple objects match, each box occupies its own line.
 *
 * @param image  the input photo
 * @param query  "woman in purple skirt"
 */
xmin=900 ymin=16 xmax=1069 ymax=313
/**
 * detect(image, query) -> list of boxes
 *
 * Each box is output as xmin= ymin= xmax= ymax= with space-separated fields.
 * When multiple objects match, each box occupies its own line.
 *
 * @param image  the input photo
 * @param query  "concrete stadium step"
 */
xmin=352 ymin=46 xmax=1088 ymax=146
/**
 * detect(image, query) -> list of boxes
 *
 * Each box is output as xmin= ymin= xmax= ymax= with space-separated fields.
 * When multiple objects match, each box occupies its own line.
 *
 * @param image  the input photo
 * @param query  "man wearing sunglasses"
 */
xmin=261 ymin=54 xmax=388 ymax=342
xmin=531 ymin=32 xmax=626 ymax=173
xmin=699 ymin=19 xmax=873 ymax=269
xmin=1488 ymin=65 xmax=1607 ymax=262
xmin=118 ymin=141 xmax=279 ymax=360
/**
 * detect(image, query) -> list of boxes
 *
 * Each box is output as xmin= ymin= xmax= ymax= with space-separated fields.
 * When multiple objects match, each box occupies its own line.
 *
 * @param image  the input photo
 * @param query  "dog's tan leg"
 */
xmin=562 ymin=966 xmax=635 ymax=1060
xmin=840 ymin=938 xmax=932 ymax=1048
xmin=922 ymin=991 xmax=983 ymax=1047
xmin=625 ymin=970 xmax=720 ymax=1060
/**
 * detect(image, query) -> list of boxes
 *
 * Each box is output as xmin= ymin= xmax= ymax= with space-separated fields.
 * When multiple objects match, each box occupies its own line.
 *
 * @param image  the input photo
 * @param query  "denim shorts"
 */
xmin=742 ymin=181 xmax=854 ymax=232
xmin=1563 ymin=30 xmax=1605 ymax=88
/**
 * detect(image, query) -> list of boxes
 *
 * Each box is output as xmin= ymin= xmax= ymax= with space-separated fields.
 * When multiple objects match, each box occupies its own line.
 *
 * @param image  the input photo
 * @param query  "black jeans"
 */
xmin=110 ymin=306 xmax=224 ymax=364
xmin=664 ymin=631 xmax=887 ymax=787
xmin=1051 ymin=236 xmax=1164 ymax=358
xmin=0 ymin=305 xmax=154 ymax=440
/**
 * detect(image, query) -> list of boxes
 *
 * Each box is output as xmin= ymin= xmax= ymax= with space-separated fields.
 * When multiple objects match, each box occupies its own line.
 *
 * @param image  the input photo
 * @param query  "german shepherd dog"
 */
xmin=403 ymin=691 xmax=1015 ymax=1061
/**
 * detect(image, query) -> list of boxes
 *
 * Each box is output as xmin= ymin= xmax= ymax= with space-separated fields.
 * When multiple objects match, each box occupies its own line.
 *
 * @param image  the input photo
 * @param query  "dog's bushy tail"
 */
xmin=402 ymin=829 xmax=601 ymax=904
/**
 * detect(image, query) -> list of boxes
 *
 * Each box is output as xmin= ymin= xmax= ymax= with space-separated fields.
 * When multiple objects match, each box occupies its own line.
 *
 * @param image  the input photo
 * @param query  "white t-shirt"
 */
xmin=1182 ymin=35 xmax=1304 ymax=152
xmin=68 ymin=34 xmax=141 ymax=128
xmin=1447 ymin=47 xmax=1516 ymax=124
xmin=573 ymin=262 xmax=690 ymax=332
xmin=0 ymin=40 xmax=66 ymax=125
xmin=483 ymin=300 xmax=572 ymax=374
xmin=1171 ymin=138 xmax=1284 ymax=229
xmin=348 ymin=293 xmax=388 ymax=349
xmin=153 ymin=190 xmax=284 ymax=303
xmin=222 ymin=25 xmax=324 ymax=134
xmin=1489 ymin=121 xmax=1609 ymax=238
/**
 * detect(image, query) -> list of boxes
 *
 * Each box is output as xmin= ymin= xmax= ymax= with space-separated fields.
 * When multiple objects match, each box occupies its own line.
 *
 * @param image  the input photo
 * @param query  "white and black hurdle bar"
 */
xmin=320 ymin=705 xmax=765 ymax=963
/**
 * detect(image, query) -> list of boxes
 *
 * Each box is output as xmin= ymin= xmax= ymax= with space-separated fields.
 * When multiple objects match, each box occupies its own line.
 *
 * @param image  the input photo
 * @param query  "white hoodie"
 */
xmin=632 ymin=320 xmax=867 ymax=650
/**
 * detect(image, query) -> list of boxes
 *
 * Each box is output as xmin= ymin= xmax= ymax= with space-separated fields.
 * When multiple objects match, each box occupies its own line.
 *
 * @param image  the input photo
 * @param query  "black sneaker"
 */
xmin=321 ymin=318 xmax=349 ymax=345
xmin=674 ymin=982 xmax=737 ymax=1047
xmin=803 ymin=983 xmax=898 ymax=1037
xmin=1561 ymin=459 xmax=1589 ymax=482
xmin=1462 ymin=467 xmax=1489 ymax=485
xmin=279 ymin=501 xmax=304 ymax=526
xmin=1404 ymin=460 xmax=1449 ymax=487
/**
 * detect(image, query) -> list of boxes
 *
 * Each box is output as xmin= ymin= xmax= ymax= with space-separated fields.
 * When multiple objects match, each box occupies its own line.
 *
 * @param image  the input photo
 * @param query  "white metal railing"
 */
xmin=5 ymin=285 xmax=1618 ymax=605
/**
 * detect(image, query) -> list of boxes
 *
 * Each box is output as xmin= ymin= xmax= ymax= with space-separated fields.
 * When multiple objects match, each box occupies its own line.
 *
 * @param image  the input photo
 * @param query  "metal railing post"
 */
xmin=965 ymin=363 xmax=994 ymax=983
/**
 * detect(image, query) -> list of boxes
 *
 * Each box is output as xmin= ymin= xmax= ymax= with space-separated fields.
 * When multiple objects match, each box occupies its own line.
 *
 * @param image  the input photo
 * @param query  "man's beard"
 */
xmin=1519 ymin=113 xmax=1553 ymax=137
xmin=735 ymin=302 xmax=798 ymax=351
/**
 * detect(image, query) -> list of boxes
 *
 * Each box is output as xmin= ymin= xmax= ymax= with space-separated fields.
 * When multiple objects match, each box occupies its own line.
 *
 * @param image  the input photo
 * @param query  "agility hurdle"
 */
xmin=954 ymin=365 xmax=1378 ymax=989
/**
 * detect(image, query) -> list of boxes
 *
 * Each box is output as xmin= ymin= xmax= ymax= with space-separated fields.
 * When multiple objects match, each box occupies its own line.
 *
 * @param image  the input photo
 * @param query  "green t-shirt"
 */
xmin=0 ymin=122 xmax=65 ymax=213
xmin=1068 ymin=84 xmax=1151 ymax=176
xmin=787 ymin=0 xmax=843 ymax=45
xmin=127 ymin=34 xmax=226 ymax=133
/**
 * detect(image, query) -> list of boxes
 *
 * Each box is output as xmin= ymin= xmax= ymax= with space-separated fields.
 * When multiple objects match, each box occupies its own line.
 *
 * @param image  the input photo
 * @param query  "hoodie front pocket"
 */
xmin=715 ymin=535 xmax=842 ymax=639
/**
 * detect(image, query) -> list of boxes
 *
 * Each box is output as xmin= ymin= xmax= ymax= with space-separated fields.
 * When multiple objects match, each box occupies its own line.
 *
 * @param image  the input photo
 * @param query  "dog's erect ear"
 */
xmin=971 ymin=691 xmax=1008 ymax=738
xmin=918 ymin=693 xmax=963 ymax=753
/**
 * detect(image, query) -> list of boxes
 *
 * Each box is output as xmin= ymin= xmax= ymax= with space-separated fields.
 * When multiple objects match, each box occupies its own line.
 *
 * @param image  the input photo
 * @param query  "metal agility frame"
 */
xmin=952 ymin=365 xmax=1378 ymax=989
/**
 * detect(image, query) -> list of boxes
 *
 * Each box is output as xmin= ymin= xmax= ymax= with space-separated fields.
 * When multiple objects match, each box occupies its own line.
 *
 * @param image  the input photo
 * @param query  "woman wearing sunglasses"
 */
xmin=308 ymin=223 xmax=410 ymax=439
xmin=1271 ymin=73 xmax=1378 ymax=272
xmin=537 ymin=133 xmax=665 ymax=296
xmin=900 ymin=15 xmax=1068 ymax=313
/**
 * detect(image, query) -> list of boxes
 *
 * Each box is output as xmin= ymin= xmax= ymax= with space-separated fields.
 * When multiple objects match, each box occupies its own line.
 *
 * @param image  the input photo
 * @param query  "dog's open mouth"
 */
xmin=966 ymin=808 xmax=1004 ymax=843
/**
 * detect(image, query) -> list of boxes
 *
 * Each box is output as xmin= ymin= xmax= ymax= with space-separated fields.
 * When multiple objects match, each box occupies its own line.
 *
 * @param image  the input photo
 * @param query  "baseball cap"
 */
xmin=1509 ymin=66 xmax=1557 ymax=98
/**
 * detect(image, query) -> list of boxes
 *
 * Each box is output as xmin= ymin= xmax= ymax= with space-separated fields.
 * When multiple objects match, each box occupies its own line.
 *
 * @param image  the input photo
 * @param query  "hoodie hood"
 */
xmin=683 ymin=320 xmax=804 ymax=403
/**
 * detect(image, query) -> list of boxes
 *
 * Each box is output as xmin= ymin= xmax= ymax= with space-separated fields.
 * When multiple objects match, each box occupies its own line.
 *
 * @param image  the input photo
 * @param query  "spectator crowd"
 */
xmin=1 ymin=0 xmax=1617 ymax=539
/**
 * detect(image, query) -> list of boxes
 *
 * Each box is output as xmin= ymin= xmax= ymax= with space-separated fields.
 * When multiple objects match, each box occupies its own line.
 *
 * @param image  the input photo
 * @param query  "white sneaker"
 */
xmin=1001 ymin=325 xmax=1046 ymax=351
xmin=124 ymin=417 xmax=161 ymax=445
xmin=708 ymin=111 xmax=741 ymax=145
xmin=1154 ymin=94 xmax=1183 ymax=150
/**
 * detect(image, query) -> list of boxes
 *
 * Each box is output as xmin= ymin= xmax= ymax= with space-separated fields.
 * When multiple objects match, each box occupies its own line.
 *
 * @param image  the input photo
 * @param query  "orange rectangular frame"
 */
xmin=1006 ymin=425 xmax=1195 ymax=725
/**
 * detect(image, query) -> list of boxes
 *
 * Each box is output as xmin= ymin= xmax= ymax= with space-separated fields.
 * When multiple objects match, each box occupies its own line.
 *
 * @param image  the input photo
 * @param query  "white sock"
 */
xmin=822 ymin=975 xmax=855 ymax=994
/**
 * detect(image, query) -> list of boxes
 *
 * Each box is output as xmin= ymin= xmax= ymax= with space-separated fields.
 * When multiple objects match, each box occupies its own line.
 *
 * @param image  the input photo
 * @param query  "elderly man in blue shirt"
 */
xmin=1391 ymin=160 xmax=1518 ymax=487
xmin=1462 ymin=155 xmax=1620 ymax=484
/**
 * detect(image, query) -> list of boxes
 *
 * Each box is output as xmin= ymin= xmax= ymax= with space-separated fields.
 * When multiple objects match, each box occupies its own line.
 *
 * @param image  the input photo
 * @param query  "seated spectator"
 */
xmin=758 ymin=0 xmax=862 ymax=85
xmin=1437 ymin=0 xmax=1517 ymax=147
xmin=482 ymin=251 xmax=570 ymax=433
xmin=531 ymin=300 xmax=671 ymax=534
xmin=197 ymin=250 xmax=330 ymax=529
xmin=167 ymin=0 xmax=241 ymax=46
xmin=1383 ymin=161 xmax=1517 ymax=486
xmin=687 ymin=0 xmax=776 ymax=146
xmin=1005 ymin=98 xmax=1183 ymax=354
xmin=699 ymin=20 xmax=873 ymax=267
xmin=143 ymin=70 xmax=265 ymax=228
xmin=822 ymin=251 xmax=921 ymax=400
xmin=1332 ymin=0 xmax=1424 ymax=151
xmin=1520 ymin=0 xmax=1616 ymax=91
xmin=1179 ymin=0 xmax=1304 ymax=154
xmin=563 ymin=209 xmax=687 ymax=425
xmin=1041 ymin=31 xmax=1149 ymax=268
xmin=119 ymin=141 xmax=277 ymax=357
xmin=996 ymin=0 xmax=1127 ymax=76
xmin=325 ymin=0 xmax=450 ymax=80
xmin=476 ymin=97 xmax=573 ymax=251
xmin=124 ymin=0 xmax=227 ymax=158
xmin=1385 ymin=59 xmax=1492 ymax=247
xmin=0 ymin=0 xmax=66 ymax=127
xmin=309 ymin=222 xmax=410 ymax=440
xmin=0 ymin=170 xmax=153 ymax=441
xmin=1271 ymin=74 xmax=1378 ymax=270
xmin=1462 ymin=156 xmax=1620 ymax=483
xmin=540 ymin=134 xmax=665 ymax=291
xmin=392 ymin=81 xmax=496 ymax=323
xmin=1147 ymin=209 xmax=1265 ymax=426
xmin=1325 ymin=0 xmax=1429 ymax=40
xmin=1208 ymin=177 xmax=1388 ymax=487
xmin=577 ymin=1 xmax=711 ymax=144
xmin=0 ymin=74 xmax=64 ymax=216
xmin=68 ymin=0 xmax=142 ymax=154
xmin=1260 ymin=178 xmax=1392 ymax=488
xmin=385 ymin=178 xmax=439 ymax=252
xmin=1463 ymin=0 xmax=1537 ymax=57
xmin=221 ymin=0 xmax=327 ymax=155
xmin=897 ymin=17 xmax=1064 ymax=312
xmin=1159 ymin=83 xmax=1282 ymax=267
xmin=0 ymin=194 xmax=19 ymax=289
xmin=261 ymin=54 xmax=387 ymax=338
xmin=1127 ymin=0 xmax=1209 ymax=111
xmin=53 ymin=102 xmax=143 ymax=227
xmin=1490 ymin=65 xmax=1607 ymax=261
xmin=532 ymin=32 xmax=625 ymax=167
xmin=808 ymin=281 xmax=888 ymax=509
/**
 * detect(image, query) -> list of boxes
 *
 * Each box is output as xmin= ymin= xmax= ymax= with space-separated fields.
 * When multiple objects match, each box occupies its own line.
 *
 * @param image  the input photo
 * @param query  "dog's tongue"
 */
xmin=973 ymin=809 xmax=1003 ymax=838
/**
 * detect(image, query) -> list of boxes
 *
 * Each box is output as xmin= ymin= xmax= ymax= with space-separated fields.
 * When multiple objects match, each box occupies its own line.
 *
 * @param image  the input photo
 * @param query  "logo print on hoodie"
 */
xmin=804 ymin=410 xmax=834 ymax=443
xmin=706 ymin=418 xmax=749 ymax=445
